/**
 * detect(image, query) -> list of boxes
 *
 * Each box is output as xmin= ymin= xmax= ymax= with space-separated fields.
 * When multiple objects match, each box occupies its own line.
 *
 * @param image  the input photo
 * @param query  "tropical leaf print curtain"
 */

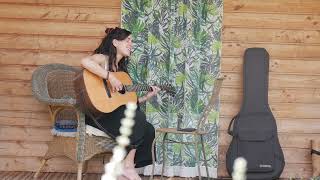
xmin=122 ymin=0 xmax=223 ymax=177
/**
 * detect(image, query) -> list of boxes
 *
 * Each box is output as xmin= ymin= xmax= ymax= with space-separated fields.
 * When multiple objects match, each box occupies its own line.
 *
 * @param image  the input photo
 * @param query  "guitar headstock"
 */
xmin=159 ymin=84 xmax=176 ymax=96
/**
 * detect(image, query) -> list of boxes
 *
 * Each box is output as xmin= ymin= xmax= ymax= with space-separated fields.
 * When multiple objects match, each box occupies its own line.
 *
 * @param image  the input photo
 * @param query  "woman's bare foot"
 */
xmin=124 ymin=149 xmax=136 ymax=168
xmin=120 ymin=149 xmax=141 ymax=180
xmin=119 ymin=167 xmax=141 ymax=180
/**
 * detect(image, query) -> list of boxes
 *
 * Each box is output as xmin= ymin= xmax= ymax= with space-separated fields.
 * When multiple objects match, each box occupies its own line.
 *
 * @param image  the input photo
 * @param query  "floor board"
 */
xmin=0 ymin=171 xmax=212 ymax=180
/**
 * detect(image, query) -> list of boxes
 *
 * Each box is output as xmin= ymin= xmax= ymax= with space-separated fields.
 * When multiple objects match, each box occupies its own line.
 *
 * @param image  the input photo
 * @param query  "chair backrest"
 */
xmin=47 ymin=70 xmax=77 ymax=99
xmin=31 ymin=63 xmax=80 ymax=105
xmin=31 ymin=63 xmax=81 ymax=129
xmin=197 ymin=75 xmax=224 ymax=130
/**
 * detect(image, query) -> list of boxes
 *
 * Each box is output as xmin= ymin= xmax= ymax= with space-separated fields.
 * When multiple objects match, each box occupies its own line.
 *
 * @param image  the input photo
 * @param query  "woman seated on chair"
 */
xmin=81 ymin=27 xmax=160 ymax=180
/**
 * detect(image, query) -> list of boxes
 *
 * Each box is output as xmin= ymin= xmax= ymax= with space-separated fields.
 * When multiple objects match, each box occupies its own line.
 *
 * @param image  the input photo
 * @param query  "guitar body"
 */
xmin=74 ymin=69 xmax=137 ymax=116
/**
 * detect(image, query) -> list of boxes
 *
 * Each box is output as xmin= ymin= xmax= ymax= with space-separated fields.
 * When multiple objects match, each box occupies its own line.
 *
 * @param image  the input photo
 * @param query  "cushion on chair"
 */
xmin=51 ymin=119 xmax=109 ymax=138
xmin=51 ymin=119 xmax=77 ymax=137
xmin=51 ymin=127 xmax=77 ymax=137
xmin=55 ymin=119 xmax=77 ymax=129
xmin=85 ymin=125 xmax=109 ymax=137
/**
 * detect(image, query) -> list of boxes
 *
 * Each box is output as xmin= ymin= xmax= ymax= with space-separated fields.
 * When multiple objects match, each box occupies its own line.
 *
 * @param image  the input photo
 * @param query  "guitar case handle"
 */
xmin=227 ymin=115 xmax=237 ymax=136
xmin=311 ymin=149 xmax=320 ymax=155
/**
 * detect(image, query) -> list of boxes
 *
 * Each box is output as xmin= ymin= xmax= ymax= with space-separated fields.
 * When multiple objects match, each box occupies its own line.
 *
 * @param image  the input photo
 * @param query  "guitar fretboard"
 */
xmin=124 ymin=85 xmax=153 ymax=92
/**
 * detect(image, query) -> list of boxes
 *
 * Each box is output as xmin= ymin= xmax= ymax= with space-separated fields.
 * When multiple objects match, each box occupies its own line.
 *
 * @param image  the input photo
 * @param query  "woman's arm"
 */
xmin=138 ymin=86 xmax=161 ymax=103
xmin=138 ymin=94 xmax=152 ymax=103
xmin=81 ymin=54 xmax=108 ymax=78
xmin=81 ymin=54 xmax=123 ymax=91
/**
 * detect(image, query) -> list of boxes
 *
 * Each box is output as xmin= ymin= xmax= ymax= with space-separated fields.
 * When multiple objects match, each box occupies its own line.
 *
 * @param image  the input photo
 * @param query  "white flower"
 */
xmin=232 ymin=157 xmax=247 ymax=180
xmin=112 ymin=147 xmax=126 ymax=161
xmin=126 ymin=102 xmax=137 ymax=110
xmin=124 ymin=110 xmax=135 ymax=119
xmin=121 ymin=118 xmax=135 ymax=127
xmin=120 ymin=126 xmax=132 ymax=136
xmin=116 ymin=136 xmax=130 ymax=146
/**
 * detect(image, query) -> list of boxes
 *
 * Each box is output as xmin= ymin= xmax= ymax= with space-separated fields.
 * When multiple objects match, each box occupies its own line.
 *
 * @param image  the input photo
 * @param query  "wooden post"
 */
xmin=311 ymin=139 xmax=320 ymax=177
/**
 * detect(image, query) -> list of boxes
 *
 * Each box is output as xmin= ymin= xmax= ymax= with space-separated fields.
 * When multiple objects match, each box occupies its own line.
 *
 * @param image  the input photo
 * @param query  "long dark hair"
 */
xmin=94 ymin=27 xmax=131 ymax=72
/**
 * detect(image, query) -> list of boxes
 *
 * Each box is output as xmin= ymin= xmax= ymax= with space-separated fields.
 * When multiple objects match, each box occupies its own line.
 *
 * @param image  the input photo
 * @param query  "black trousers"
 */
xmin=85 ymin=105 xmax=155 ymax=168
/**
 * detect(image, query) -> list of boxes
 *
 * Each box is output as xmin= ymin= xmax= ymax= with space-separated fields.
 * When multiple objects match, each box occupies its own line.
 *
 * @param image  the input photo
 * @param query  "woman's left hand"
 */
xmin=146 ymin=86 xmax=161 ymax=99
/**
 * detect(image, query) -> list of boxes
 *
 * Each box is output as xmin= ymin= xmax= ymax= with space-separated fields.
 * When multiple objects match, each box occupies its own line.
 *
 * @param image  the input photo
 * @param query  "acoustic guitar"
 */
xmin=74 ymin=69 xmax=175 ymax=116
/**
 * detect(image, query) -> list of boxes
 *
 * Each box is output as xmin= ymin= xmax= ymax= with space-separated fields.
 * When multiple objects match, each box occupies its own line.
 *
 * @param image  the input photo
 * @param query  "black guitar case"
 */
xmin=226 ymin=48 xmax=285 ymax=179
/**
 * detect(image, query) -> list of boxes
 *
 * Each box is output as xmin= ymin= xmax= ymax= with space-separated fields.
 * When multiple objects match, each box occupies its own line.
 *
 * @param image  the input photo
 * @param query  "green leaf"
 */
xmin=172 ymin=36 xmax=181 ymax=48
xmin=212 ymin=41 xmax=221 ymax=53
xmin=176 ymin=73 xmax=186 ymax=85
xmin=173 ymin=143 xmax=182 ymax=152
xmin=207 ymin=4 xmax=217 ymax=16
xmin=146 ymin=104 xmax=158 ymax=113
xmin=193 ymin=29 xmax=209 ymax=46
xmin=143 ymin=0 xmax=152 ymax=9
xmin=122 ymin=8 xmax=129 ymax=15
xmin=148 ymin=32 xmax=159 ymax=44
xmin=196 ymin=100 xmax=205 ymax=113
xmin=208 ymin=111 xmax=219 ymax=123
xmin=204 ymin=74 xmax=215 ymax=86
xmin=178 ymin=3 xmax=188 ymax=16
xmin=132 ymin=19 xmax=145 ymax=35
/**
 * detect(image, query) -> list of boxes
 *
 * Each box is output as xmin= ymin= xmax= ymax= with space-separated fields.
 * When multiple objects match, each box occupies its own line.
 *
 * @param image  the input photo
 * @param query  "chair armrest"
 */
xmin=36 ymin=96 xmax=76 ymax=106
xmin=32 ymin=88 xmax=76 ymax=106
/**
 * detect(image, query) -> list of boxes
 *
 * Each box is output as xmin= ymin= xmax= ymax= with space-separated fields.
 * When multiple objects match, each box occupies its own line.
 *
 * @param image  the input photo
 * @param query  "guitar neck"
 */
xmin=124 ymin=85 xmax=153 ymax=92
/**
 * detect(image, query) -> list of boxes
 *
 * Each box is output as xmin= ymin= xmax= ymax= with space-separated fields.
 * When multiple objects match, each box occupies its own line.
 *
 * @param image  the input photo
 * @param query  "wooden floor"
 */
xmin=1 ymin=171 xmax=312 ymax=180
xmin=0 ymin=171 xmax=213 ymax=180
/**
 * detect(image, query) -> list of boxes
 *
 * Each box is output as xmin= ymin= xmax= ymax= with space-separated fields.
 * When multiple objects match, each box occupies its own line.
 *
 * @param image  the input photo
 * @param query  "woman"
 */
xmin=81 ymin=27 xmax=160 ymax=179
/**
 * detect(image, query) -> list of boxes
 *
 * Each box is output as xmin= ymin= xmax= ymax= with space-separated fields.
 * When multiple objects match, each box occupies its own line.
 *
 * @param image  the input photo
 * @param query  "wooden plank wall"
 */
xmin=0 ymin=0 xmax=120 ymax=173
xmin=0 ymin=0 xmax=319 ymax=179
xmin=218 ymin=0 xmax=320 ymax=179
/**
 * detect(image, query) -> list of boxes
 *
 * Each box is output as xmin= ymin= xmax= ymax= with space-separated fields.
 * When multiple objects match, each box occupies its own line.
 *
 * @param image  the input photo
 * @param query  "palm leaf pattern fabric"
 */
xmin=122 ymin=0 xmax=223 ymax=177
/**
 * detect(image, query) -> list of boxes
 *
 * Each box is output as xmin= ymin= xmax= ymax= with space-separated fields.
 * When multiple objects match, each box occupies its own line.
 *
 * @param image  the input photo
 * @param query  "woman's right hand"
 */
xmin=108 ymin=72 xmax=123 ymax=92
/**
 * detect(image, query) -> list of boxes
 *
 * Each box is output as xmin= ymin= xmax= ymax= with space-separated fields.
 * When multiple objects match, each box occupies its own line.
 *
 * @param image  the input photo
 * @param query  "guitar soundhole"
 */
xmin=118 ymin=88 xmax=126 ymax=94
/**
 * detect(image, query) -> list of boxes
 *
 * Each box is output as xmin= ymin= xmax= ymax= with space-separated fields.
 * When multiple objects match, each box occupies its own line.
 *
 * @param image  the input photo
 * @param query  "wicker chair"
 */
xmin=150 ymin=76 xmax=224 ymax=180
xmin=31 ymin=63 xmax=115 ymax=180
